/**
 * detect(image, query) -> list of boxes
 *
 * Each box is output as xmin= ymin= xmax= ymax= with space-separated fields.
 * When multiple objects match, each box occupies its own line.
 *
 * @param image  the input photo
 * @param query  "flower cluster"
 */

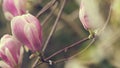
xmin=0 ymin=0 xmax=42 ymax=68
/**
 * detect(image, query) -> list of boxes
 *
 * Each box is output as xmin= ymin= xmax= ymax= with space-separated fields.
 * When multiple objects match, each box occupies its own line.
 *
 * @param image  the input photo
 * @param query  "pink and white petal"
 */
xmin=0 ymin=61 xmax=11 ymax=68
xmin=4 ymin=12 xmax=14 ymax=21
xmin=5 ymin=48 xmax=16 ymax=67
xmin=24 ymin=23 xmax=42 ymax=51
xmin=3 ymin=0 xmax=18 ymax=16
xmin=26 ymin=14 xmax=42 ymax=35
xmin=24 ymin=23 xmax=37 ymax=51
xmin=0 ymin=50 xmax=9 ymax=64
xmin=11 ymin=16 xmax=30 ymax=45
xmin=0 ymin=34 xmax=11 ymax=44
xmin=14 ymin=0 xmax=26 ymax=14
xmin=4 ymin=39 xmax=21 ymax=63
xmin=18 ymin=46 xmax=24 ymax=65
xmin=24 ymin=46 xmax=29 ymax=52
xmin=24 ymin=14 xmax=42 ymax=37
xmin=79 ymin=3 xmax=90 ymax=30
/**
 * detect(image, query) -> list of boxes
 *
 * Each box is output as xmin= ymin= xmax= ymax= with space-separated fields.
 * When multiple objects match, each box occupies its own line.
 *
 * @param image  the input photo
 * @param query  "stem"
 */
xmin=53 ymin=37 xmax=95 ymax=64
xmin=32 ymin=52 xmax=44 ymax=68
xmin=32 ymin=57 xmax=40 ymax=68
xmin=33 ymin=37 xmax=94 ymax=67
xmin=33 ymin=37 xmax=89 ymax=67
xmin=41 ymin=2 xmax=58 ymax=26
xmin=42 ymin=0 xmax=67 ymax=52
xmin=44 ymin=37 xmax=89 ymax=61
xmin=69 ymin=37 xmax=95 ymax=59
xmin=36 ymin=0 xmax=57 ymax=18
xmin=54 ymin=58 xmax=67 ymax=64
xmin=97 ymin=5 xmax=112 ymax=35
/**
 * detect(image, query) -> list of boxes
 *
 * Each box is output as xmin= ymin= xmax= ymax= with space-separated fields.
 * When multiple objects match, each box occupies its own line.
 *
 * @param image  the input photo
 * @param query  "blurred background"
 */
xmin=0 ymin=0 xmax=120 ymax=68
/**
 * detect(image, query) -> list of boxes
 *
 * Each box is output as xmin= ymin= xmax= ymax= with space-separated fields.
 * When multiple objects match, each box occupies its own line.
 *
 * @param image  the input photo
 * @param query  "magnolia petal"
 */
xmin=18 ymin=46 xmax=24 ymax=65
xmin=23 ymin=14 xmax=42 ymax=51
xmin=0 ymin=50 xmax=9 ymax=64
xmin=4 ymin=12 xmax=14 ymax=21
xmin=5 ymin=48 xmax=17 ymax=67
xmin=11 ymin=14 xmax=42 ymax=52
xmin=1 ymin=35 xmax=21 ymax=63
xmin=24 ymin=23 xmax=36 ymax=51
xmin=11 ymin=16 xmax=30 ymax=45
xmin=0 ymin=61 xmax=11 ymax=68
xmin=24 ymin=14 xmax=42 ymax=42
xmin=24 ymin=23 xmax=42 ymax=51
xmin=2 ymin=0 xmax=27 ymax=20
xmin=14 ymin=0 xmax=26 ymax=14
xmin=79 ymin=1 xmax=90 ymax=30
xmin=24 ymin=14 xmax=42 ymax=32
xmin=0 ymin=34 xmax=23 ymax=68
xmin=3 ymin=0 xmax=18 ymax=15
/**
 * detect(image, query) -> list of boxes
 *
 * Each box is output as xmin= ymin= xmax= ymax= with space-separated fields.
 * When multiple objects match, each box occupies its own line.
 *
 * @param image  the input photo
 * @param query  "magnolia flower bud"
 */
xmin=2 ymin=0 xmax=27 ymax=20
xmin=0 ymin=34 xmax=24 ymax=68
xmin=79 ymin=1 xmax=90 ymax=30
xmin=11 ymin=14 xmax=42 ymax=52
xmin=79 ymin=0 xmax=105 ymax=31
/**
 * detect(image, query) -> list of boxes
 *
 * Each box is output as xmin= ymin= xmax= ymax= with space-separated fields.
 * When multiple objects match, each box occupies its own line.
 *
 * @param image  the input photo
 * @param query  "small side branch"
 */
xmin=42 ymin=0 xmax=67 ymax=52
xmin=36 ymin=0 xmax=57 ymax=18
xmin=44 ymin=37 xmax=90 ymax=61
xmin=53 ymin=37 xmax=95 ymax=64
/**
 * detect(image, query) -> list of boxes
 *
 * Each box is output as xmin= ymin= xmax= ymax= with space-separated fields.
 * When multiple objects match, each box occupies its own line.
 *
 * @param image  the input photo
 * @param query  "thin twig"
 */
xmin=53 ymin=37 xmax=95 ymax=64
xmin=32 ymin=36 xmax=92 ymax=67
xmin=97 ymin=5 xmax=112 ymax=35
xmin=34 ymin=37 xmax=90 ymax=66
xmin=36 ymin=0 xmax=57 ymax=18
xmin=32 ymin=57 xmax=40 ymax=68
xmin=54 ymin=58 xmax=67 ymax=64
xmin=42 ymin=0 xmax=67 ymax=52
xmin=41 ymin=2 xmax=58 ymax=26
xmin=69 ymin=37 xmax=95 ymax=59
xmin=44 ymin=37 xmax=89 ymax=61
xmin=34 ymin=62 xmax=43 ymax=68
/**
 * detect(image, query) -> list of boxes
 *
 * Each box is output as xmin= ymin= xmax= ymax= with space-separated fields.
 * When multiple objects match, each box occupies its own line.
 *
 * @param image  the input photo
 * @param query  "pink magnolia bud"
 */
xmin=0 ymin=34 xmax=24 ymax=68
xmin=11 ymin=14 xmax=42 ymax=52
xmin=79 ymin=1 xmax=90 ymax=30
xmin=2 ymin=0 xmax=27 ymax=20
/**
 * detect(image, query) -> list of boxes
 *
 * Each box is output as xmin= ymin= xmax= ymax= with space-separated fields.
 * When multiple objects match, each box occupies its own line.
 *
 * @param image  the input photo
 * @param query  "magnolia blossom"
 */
xmin=2 ymin=0 xmax=27 ymax=20
xmin=0 ymin=34 xmax=24 ymax=68
xmin=79 ymin=1 xmax=90 ymax=30
xmin=79 ymin=0 xmax=106 ymax=31
xmin=11 ymin=13 xmax=42 ymax=52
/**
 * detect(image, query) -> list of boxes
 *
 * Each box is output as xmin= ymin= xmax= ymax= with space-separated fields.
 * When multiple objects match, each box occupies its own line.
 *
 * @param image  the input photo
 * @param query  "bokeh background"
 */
xmin=0 ymin=0 xmax=120 ymax=68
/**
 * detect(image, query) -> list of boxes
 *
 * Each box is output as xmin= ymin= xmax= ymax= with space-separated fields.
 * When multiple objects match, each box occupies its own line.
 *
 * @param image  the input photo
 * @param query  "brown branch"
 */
xmin=41 ymin=2 xmax=58 ymax=26
xmin=51 ymin=8 xmax=86 ymax=37
xmin=33 ymin=37 xmax=94 ymax=67
xmin=97 ymin=5 xmax=112 ymax=35
xmin=32 ymin=57 xmax=40 ymax=68
xmin=33 ymin=36 xmax=93 ymax=67
xmin=36 ymin=0 xmax=57 ymax=18
xmin=42 ymin=0 xmax=67 ymax=52
xmin=53 ymin=37 xmax=95 ymax=64
xmin=44 ymin=37 xmax=89 ymax=61
xmin=69 ymin=37 xmax=95 ymax=59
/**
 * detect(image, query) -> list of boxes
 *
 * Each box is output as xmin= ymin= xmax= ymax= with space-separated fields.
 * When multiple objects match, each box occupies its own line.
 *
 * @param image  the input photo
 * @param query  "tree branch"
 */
xmin=42 ymin=0 xmax=67 ymax=52
xmin=44 ymin=37 xmax=90 ymax=61
xmin=36 ymin=0 xmax=57 ymax=18
xmin=53 ymin=37 xmax=95 ymax=64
